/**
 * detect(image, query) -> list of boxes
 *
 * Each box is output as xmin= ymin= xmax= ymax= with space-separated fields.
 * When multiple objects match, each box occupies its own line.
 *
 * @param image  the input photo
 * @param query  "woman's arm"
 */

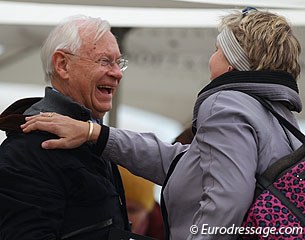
xmin=21 ymin=112 xmax=189 ymax=184
xmin=104 ymin=127 xmax=188 ymax=185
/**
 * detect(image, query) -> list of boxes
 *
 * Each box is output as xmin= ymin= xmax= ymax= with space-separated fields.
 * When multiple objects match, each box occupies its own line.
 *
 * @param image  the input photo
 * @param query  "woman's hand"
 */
xmin=21 ymin=112 xmax=101 ymax=149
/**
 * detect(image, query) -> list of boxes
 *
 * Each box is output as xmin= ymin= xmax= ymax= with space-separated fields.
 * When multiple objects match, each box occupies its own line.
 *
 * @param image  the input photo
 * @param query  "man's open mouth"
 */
xmin=97 ymin=85 xmax=113 ymax=94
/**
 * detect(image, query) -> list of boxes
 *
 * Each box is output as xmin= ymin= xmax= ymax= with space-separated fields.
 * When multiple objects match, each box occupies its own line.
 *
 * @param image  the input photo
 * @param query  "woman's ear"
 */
xmin=52 ymin=51 xmax=70 ymax=80
xmin=227 ymin=65 xmax=234 ymax=72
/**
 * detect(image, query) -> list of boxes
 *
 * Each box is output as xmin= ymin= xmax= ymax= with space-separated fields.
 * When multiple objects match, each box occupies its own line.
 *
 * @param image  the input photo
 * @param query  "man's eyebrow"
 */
xmin=95 ymin=52 xmax=123 ymax=59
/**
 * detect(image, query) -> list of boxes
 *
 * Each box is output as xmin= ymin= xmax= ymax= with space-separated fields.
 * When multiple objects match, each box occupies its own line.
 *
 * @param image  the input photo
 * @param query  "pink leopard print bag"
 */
xmin=240 ymin=94 xmax=305 ymax=240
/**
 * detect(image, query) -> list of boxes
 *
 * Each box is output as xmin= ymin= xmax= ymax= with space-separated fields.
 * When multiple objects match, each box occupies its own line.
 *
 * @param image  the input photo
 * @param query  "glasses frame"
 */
xmin=63 ymin=51 xmax=128 ymax=72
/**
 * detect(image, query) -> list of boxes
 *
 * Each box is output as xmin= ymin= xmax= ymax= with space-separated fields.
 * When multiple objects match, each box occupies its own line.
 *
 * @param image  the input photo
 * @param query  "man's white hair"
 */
xmin=41 ymin=15 xmax=111 ymax=82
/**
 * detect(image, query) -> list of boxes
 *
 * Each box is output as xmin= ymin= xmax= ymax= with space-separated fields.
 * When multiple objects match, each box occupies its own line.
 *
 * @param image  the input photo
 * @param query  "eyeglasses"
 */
xmin=242 ymin=6 xmax=257 ymax=17
xmin=64 ymin=52 xmax=128 ymax=72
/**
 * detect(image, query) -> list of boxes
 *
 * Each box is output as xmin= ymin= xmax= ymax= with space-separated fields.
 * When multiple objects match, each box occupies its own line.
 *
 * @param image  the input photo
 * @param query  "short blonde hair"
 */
xmin=219 ymin=10 xmax=301 ymax=79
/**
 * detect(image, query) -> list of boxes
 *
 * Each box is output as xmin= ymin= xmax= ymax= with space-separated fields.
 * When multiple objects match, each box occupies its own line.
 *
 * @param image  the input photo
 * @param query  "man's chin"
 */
xmin=93 ymin=107 xmax=111 ymax=119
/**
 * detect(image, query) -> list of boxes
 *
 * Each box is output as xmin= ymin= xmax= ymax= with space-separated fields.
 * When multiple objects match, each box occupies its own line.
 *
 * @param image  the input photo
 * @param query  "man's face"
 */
xmin=62 ymin=31 xmax=123 ymax=119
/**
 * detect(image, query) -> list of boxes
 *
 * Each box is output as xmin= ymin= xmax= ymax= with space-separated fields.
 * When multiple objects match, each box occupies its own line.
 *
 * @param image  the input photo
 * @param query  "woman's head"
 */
xmin=210 ymin=8 xmax=301 ymax=80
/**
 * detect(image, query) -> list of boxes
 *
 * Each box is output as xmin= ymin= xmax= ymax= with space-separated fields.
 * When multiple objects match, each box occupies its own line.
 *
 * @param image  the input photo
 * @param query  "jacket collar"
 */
xmin=24 ymin=87 xmax=93 ymax=121
xmin=197 ymin=70 xmax=299 ymax=95
xmin=0 ymin=98 xmax=41 ymax=132
xmin=0 ymin=87 xmax=96 ymax=133
xmin=192 ymin=71 xmax=302 ymax=133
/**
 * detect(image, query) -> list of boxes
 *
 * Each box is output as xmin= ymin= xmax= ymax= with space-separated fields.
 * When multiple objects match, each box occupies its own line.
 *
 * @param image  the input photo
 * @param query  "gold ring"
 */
xmin=47 ymin=112 xmax=54 ymax=118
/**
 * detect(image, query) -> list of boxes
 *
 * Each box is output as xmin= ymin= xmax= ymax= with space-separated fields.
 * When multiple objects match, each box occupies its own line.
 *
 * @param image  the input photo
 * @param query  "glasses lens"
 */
xmin=119 ymin=59 xmax=128 ymax=72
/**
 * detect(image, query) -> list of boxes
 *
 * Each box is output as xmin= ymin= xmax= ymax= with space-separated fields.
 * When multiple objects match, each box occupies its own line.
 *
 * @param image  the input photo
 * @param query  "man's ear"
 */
xmin=52 ymin=51 xmax=70 ymax=80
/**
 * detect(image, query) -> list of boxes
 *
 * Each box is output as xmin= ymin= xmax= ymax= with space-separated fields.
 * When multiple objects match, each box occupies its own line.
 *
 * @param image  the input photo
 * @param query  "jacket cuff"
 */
xmin=94 ymin=124 xmax=109 ymax=156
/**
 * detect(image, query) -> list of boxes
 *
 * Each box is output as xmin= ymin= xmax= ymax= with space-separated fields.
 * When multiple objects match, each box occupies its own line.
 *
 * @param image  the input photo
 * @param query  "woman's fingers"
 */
xmin=21 ymin=112 xmax=65 ymax=133
xmin=20 ymin=112 xmax=91 ymax=149
xmin=22 ymin=112 xmax=56 ymax=130
xmin=24 ymin=112 xmax=56 ymax=121
xmin=21 ymin=118 xmax=57 ymax=134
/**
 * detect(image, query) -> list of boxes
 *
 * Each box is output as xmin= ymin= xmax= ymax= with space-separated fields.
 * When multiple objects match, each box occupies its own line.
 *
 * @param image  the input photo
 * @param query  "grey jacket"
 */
xmin=103 ymin=73 xmax=302 ymax=240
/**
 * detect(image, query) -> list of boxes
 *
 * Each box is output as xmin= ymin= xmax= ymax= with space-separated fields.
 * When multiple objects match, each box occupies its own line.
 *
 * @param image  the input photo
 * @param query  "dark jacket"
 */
xmin=0 ymin=87 xmax=129 ymax=240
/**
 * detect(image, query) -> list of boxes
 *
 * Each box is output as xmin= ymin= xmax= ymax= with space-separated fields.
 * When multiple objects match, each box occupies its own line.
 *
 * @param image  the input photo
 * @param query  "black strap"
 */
xmin=160 ymin=151 xmax=186 ymax=240
xmin=235 ymin=92 xmax=305 ymax=180
xmin=242 ymin=92 xmax=305 ymax=143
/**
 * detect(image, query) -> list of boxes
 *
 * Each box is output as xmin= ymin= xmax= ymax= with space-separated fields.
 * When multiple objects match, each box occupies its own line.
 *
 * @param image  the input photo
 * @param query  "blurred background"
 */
xmin=1 ymin=0 xmax=305 ymax=143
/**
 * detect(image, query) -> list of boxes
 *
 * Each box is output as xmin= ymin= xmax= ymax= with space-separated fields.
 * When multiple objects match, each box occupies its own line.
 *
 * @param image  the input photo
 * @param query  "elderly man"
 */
xmin=0 ymin=15 xmax=130 ymax=239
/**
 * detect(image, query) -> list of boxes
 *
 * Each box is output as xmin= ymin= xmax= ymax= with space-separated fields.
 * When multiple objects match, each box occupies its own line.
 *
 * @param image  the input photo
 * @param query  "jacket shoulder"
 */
xmin=0 ymin=131 xmax=88 ymax=170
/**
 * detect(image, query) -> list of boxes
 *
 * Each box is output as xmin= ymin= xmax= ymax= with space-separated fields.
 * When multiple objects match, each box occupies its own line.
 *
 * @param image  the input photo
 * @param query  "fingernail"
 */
xmin=41 ymin=142 xmax=48 ymax=149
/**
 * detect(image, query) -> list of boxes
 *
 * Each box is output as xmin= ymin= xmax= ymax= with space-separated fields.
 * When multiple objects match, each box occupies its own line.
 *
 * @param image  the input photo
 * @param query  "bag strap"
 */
xmin=235 ymin=91 xmax=305 ymax=181
xmin=241 ymin=92 xmax=305 ymax=143
xmin=160 ymin=151 xmax=186 ymax=240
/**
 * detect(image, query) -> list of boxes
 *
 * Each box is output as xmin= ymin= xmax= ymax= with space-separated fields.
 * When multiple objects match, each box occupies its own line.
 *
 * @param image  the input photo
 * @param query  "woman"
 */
xmin=20 ymin=8 xmax=302 ymax=239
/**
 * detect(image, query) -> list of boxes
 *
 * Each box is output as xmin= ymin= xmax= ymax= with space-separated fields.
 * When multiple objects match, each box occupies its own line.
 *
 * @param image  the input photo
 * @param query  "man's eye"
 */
xmin=99 ymin=58 xmax=110 ymax=65
xmin=100 ymin=58 xmax=110 ymax=62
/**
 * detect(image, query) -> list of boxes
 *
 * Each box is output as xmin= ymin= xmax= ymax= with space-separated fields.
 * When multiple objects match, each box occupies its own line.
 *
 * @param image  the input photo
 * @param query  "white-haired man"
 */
xmin=0 ymin=15 xmax=130 ymax=239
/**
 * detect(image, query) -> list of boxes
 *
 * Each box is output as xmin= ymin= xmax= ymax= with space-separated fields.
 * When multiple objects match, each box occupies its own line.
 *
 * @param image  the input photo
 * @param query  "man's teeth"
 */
xmin=98 ymin=86 xmax=113 ymax=94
